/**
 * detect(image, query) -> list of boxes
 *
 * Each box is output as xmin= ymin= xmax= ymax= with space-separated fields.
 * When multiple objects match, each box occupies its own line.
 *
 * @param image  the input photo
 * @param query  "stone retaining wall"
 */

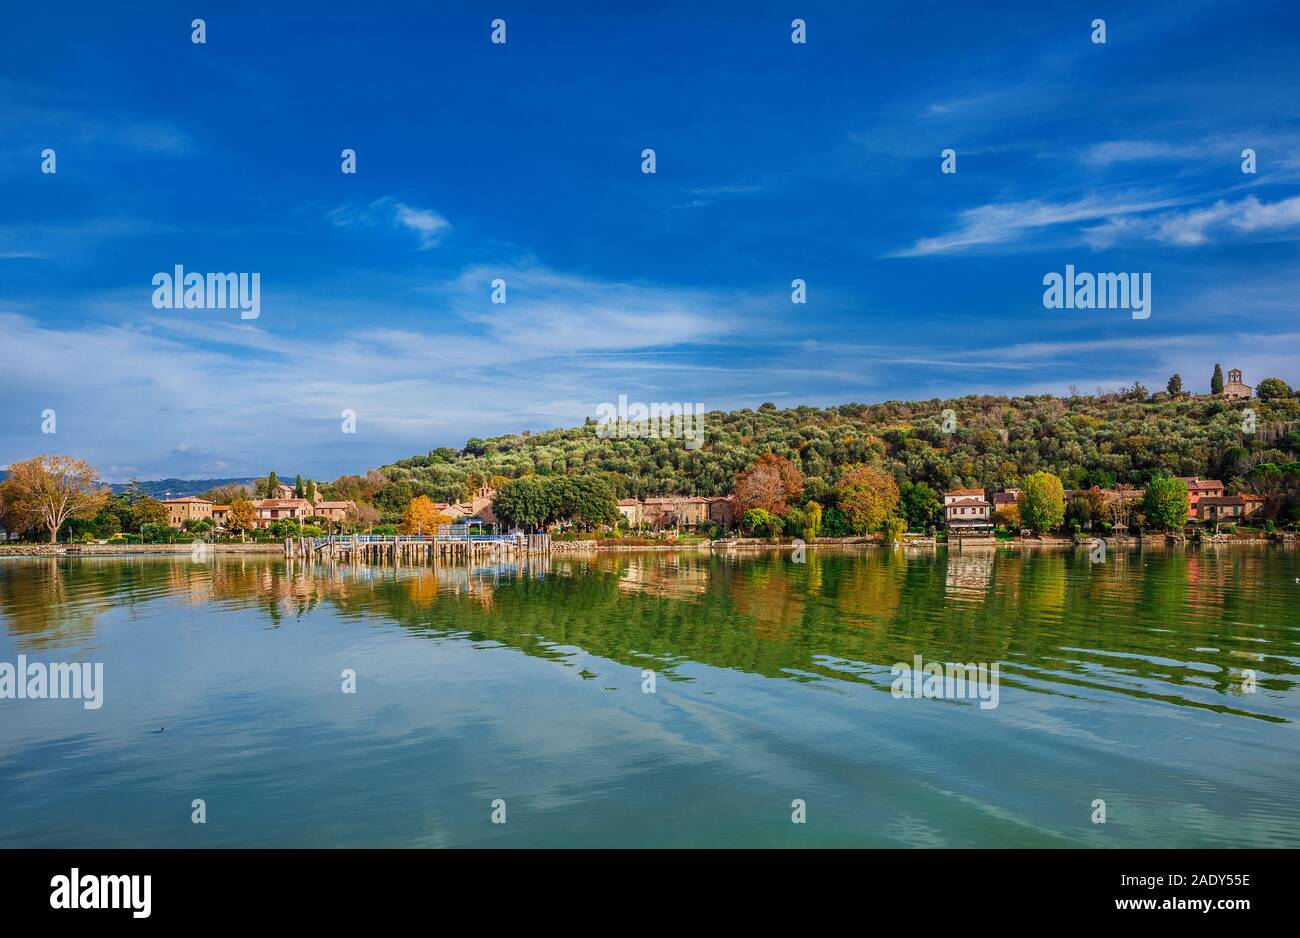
xmin=0 ymin=543 xmax=284 ymax=556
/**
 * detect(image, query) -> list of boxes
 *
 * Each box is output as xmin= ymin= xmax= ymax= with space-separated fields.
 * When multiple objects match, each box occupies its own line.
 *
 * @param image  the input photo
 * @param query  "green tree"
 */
xmin=882 ymin=515 xmax=906 ymax=546
xmin=131 ymin=496 xmax=169 ymax=531
xmin=899 ymin=481 xmax=942 ymax=530
xmin=742 ymin=507 xmax=778 ymax=537
xmin=92 ymin=509 xmax=122 ymax=539
xmin=803 ymin=500 xmax=823 ymax=541
xmin=1020 ymin=472 xmax=1066 ymax=533
xmin=1211 ymin=364 xmax=1224 ymax=395
xmin=492 ymin=476 xmax=550 ymax=530
xmin=294 ymin=474 xmax=305 ymax=498
xmin=258 ymin=471 xmax=281 ymax=498
xmin=1257 ymin=377 xmax=1293 ymax=401
xmin=1143 ymin=475 xmax=1190 ymax=532
xmin=545 ymin=475 xmax=619 ymax=529
xmin=1166 ymin=374 xmax=1183 ymax=397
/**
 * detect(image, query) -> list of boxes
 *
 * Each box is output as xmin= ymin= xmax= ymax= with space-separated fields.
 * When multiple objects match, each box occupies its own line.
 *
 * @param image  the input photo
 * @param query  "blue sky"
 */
xmin=2 ymin=1 xmax=1299 ymax=481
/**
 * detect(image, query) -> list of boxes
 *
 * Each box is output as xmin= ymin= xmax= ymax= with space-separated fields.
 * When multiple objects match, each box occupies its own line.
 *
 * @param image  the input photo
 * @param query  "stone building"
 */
xmin=163 ymin=497 xmax=214 ymax=528
xmin=1222 ymin=368 xmax=1253 ymax=400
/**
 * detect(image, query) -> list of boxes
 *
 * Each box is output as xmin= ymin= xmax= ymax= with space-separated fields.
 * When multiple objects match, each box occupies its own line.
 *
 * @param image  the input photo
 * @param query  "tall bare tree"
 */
xmin=1 ymin=456 xmax=108 ymax=543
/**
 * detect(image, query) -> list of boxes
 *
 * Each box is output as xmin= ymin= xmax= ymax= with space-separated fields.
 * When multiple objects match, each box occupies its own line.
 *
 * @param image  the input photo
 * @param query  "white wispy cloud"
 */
xmin=0 ymin=264 xmax=773 ymax=480
xmin=1084 ymin=193 xmax=1300 ymax=247
xmin=1079 ymin=140 xmax=1208 ymax=166
xmin=889 ymin=192 xmax=1181 ymax=257
xmin=329 ymin=196 xmax=451 ymax=250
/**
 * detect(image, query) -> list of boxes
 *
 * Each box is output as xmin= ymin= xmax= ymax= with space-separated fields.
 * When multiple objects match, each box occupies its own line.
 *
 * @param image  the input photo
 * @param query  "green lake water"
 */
xmin=1 ymin=545 xmax=1297 ymax=847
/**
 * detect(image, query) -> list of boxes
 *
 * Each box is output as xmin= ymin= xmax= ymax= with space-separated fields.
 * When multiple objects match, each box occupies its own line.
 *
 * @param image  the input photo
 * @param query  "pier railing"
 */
xmin=284 ymin=532 xmax=551 ymax=562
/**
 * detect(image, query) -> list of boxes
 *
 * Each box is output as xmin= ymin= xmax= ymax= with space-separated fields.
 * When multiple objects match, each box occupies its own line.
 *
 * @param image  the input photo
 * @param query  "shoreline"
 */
xmin=1 ymin=534 xmax=1291 ymax=558
xmin=0 ymin=543 xmax=284 ymax=556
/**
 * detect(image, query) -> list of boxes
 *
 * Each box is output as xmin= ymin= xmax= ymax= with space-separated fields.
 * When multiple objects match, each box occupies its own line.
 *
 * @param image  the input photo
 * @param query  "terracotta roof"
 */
xmin=163 ymin=496 xmax=213 ymax=504
xmin=617 ymin=499 xmax=641 ymax=506
xmin=254 ymin=499 xmax=311 ymax=509
xmin=947 ymin=498 xmax=989 ymax=507
xmin=1198 ymin=496 xmax=1245 ymax=506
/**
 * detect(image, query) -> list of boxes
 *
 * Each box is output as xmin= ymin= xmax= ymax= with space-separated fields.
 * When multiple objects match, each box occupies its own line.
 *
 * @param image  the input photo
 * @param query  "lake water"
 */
xmin=1 ymin=546 xmax=1297 ymax=847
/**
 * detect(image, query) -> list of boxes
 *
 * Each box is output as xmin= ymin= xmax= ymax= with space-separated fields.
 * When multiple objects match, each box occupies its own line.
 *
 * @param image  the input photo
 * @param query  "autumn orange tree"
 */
xmin=0 ymin=455 xmax=108 ymax=543
xmin=734 ymin=453 xmax=804 ymax=517
xmin=836 ymin=464 xmax=900 ymax=535
xmin=226 ymin=498 xmax=257 ymax=542
xmin=402 ymin=495 xmax=452 ymax=535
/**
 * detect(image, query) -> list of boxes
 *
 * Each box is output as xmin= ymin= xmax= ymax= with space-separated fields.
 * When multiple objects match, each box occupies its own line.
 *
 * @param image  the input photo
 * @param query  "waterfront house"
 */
xmin=616 ymin=495 xmax=716 ymax=530
xmin=210 ymin=505 xmax=230 ymax=527
xmin=1240 ymin=494 xmax=1266 ymax=519
xmin=707 ymin=495 xmax=736 ymax=529
xmin=943 ymin=487 xmax=986 ymax=507
xmin=642 ymin=497 xmax=708 ymax=530
xmin=438 ymin=485 xmax=497 ymax=526
xmin=944 ymin=491 xmax=993 ymax=538
xmin=1176 ymin=477 xmax=1225 ymax=510
xmin=1196 ymin=495 xmax=1247 ymax=523
xmin=945 ymin=497 xmax=990 ymax=523
xmin=163 ymin=497 xmax=214 ymax=528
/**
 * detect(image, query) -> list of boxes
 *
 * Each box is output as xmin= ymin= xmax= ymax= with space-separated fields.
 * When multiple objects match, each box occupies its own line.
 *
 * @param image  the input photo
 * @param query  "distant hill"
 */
xmin=108 ymin=477 xmax=258 ymax=498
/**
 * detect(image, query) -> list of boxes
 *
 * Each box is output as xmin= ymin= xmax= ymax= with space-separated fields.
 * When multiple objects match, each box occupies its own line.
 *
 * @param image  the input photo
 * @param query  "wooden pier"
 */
xmin=284 ymin=531 xmax=551 ymax=564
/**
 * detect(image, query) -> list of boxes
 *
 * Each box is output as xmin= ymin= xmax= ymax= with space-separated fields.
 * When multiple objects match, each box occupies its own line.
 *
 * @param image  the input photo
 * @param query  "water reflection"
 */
xmin=2 ymin=545 xmax=1297 ymax=725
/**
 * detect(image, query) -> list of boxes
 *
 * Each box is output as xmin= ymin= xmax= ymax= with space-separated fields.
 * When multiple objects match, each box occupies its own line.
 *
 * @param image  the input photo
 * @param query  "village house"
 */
xmin=640 ymin=496 xmax=709 ymax=530
xmin=1196 ymin=495 xmax=1247 ymax=523
xmin=943 ymin=488 xmax=992 ymax=537
xmin=1240 ymin=494 xmax=1266 ymax=519
xmin=943 ymin=487 xmax=986 ymax=507
xmin=991 ymin=491 xmax=1019 ymax=511
xmin=616 ymin=499 xmax=643 ymax=527
xmin=162 ymin=497 xmax=214 ymax=528
xmin=311 ymin=500 xmax=357 ymax=525
xmin=270 ymin=481 xmax=321 ymax=502
xmin=210 ymin=505 xmax=230 ymax=527
xmin=615 ymin=495 xmax=721 ymax=530
xmin=253 ymin=498 xmax=313 ymax=529
xmin=1222 ymin=368 xmax=1253 ymax=400
xmin=433 ymin=485 xmax=496 ymax=526
xmin=1177 ymin=477 xmax=1225 ymax=511
xmin=707 ymin=495 xmax=736 ymax=529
